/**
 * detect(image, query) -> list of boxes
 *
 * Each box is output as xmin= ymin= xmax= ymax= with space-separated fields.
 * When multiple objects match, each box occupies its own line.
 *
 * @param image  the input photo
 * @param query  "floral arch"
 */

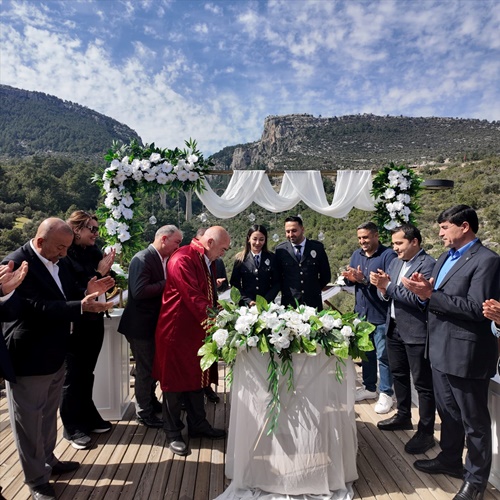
xmin=95 ymin=140 xmax=422 ymax=260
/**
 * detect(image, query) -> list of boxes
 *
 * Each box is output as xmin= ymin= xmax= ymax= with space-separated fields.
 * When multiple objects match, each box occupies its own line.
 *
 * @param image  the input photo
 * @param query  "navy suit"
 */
xmin=275 ymin=239 xmax=331 ymax=310
xmin=425 ymin=240 xmax=500 ymax=490
xmin=382 ymin=250 xmax=436 ymax=433
xmin=118 ymin=244 xmax=165 ymax=419
xmin=230 ymin=251 xmax=280 ymax=306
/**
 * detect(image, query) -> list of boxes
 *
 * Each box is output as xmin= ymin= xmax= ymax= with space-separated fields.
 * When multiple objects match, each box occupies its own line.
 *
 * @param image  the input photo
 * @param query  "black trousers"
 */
xmin=162 ymin=389 xmax=211 ymax=440
xmin=386 ymin=320 xmax=435 ymax=434
xmin=433 ymin=367 xmax=492 ymax=492
xmin=60 ymin=318 xmax=105 ymax=435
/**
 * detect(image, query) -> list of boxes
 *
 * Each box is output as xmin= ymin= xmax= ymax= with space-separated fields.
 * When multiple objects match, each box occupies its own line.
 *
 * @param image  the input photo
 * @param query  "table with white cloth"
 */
xmin=217 ymin=349 xmax=358 ymax=500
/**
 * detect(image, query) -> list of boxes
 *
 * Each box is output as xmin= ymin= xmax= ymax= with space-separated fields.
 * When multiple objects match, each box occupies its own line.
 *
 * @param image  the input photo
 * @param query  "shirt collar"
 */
xmin=30 ymin=239 xmax=57 ymax=268
xmin=448 ymin=238 xmax=478 ymax=261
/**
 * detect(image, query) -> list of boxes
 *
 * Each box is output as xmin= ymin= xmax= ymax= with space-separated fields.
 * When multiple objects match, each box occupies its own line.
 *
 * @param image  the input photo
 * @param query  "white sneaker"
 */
xmin=355 ymin=388 xmax=377 ymax=402
xmin=374 ymin=393 xmax=394 ymax=414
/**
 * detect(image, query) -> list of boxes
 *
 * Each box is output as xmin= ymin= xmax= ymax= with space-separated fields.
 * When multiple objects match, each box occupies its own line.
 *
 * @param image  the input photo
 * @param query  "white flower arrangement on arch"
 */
xmin=371 ymin=163 xmax=423 ymax=242
xmin=93 ymin=139 xmax=212 ymax=260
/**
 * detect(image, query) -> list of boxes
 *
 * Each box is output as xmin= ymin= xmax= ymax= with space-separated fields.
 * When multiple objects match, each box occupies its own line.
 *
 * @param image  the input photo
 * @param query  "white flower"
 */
xmin=260 ymin=310 xmax=281 ymax=330
xmin=109 ymin=159 xmax=120 ymax=170
xmin=319 ymin=314 xmax=336 ymax=330
xmin=393 ymin=201 xmax=404 ymax=212
xmin=188 ymin=171 xmax=199 ymax=182
xmin=150 ymin=152 xmax=162 ymax=163
xmin=177 ymin=169 xmax=189 ymax=182
xmin=297 ymin=322 xmax=311 ymax=338
xmin=122 ymin=207 xmax=133 ymax=220
xmin=132 ymin=169 xmax=144 ymax=181
xmin=111 ymin=206 xmax=123 ymax=219
xmin=247 ymin=335 xmax=259 ymax=347
xmin=213 ymin=329 xmax=229 ymax=348
xmin=161 ymin=162 xmax=173 ymax=173
xmin=353 ymin=318 xmax=361 ymax=326
xmin=333 ymin=318 xmax=343 ymax=328
xmin=383 ymin=188 xmax=396 ymax=199
xmin=121 ymin=194 xmax=134 ymax=207
xmin=176 ymin=159 xmax=187 ymax=170
xmin=144 ymin=171 xmax=157 ymax=182
xmin=121 ymin=156 xmax=130 ymax=165
xmin=187 ymin=154 xmax=199 ymax=164
xmin=156 ymin=172 xmax=169 ymax=184
xmin=117 ymin=222 xmax=131 ymax=242
xmin=106 ymin=242 xmax=122 ymax=255
xmin=140 ymin=159 xmax=151 ymax=171
xmin=384 ymin=219 xmax=399 ymax=230
xmin=341 ymin=325 xmax=353 ymax=338
xmin=396 ymin=193 xmax=411 ymax=204
xmin=105 ymin=218 xmax=119 ymax=235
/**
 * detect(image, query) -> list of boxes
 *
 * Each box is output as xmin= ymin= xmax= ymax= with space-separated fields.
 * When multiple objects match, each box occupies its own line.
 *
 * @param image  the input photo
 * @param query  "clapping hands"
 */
xmin=0 ymin=260 xmax=29 ymax=295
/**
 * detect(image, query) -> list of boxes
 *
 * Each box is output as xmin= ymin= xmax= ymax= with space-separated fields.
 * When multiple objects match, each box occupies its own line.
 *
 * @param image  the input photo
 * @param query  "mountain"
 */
xmin=0 ymin=85 xmax=141 ymax=159
xmin=211 ymin=114 xmax=500 ymax=170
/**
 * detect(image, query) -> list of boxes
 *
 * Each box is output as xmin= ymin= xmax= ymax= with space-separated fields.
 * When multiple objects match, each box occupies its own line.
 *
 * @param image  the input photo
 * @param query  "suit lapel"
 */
xmin=434 ymin=241 xmax=480 ymax=289
xmin=148 ymin=245 xmax=164 ymax=279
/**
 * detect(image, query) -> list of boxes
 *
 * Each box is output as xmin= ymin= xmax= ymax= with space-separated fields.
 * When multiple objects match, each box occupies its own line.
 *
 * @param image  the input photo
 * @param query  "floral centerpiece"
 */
xmin=93 ymin=138 xmax=213 ymax=260
xmin=198 ymin=288 xmax=375 ymax=433
xmin=371 ymin=163 xmax=423 ymax=242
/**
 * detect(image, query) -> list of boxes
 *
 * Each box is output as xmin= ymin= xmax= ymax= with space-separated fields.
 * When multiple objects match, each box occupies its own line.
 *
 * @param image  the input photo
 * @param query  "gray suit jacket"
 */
xmin=426 ymin=240 xmax=500 ymax=379
xmin=382 ymin=250 xmax=436 ymax=344
xmin=118 ymin=245 xmax=166 ymax=340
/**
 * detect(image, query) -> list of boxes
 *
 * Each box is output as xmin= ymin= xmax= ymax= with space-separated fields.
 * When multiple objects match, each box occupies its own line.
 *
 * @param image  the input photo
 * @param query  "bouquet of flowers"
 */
xmin=371 ymin=163 xmax=423 ymax=242
xmin=93 ymin=138 xmax=213 ymax=259
xmin=198 ymin=288 xmax=375 ymax=433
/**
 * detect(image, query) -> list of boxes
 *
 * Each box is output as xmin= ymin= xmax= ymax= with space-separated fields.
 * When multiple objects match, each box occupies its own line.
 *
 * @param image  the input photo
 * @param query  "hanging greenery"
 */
xmin=371 ymin=163 xmax=423 ymax=242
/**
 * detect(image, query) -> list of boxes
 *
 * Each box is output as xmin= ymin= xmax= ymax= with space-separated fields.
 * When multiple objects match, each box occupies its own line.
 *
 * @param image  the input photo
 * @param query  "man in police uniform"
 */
xmin=275 ymin=216 xmax=331 ymax=310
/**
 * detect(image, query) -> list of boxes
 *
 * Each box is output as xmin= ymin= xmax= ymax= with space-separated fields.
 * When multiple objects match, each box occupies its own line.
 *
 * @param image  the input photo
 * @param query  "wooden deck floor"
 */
xmin=1 ymin=365 xmax=500 ymax=500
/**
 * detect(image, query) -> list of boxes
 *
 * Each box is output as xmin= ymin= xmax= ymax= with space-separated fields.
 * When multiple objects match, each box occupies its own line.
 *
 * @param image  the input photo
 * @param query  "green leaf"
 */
xmin=230 ymin=287 xmax=241 ymax=304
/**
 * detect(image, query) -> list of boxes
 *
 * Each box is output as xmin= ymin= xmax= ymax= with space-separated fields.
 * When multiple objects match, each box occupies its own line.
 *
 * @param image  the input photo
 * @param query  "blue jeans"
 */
xmin=361 ymin=323 xmax=393 ymax=396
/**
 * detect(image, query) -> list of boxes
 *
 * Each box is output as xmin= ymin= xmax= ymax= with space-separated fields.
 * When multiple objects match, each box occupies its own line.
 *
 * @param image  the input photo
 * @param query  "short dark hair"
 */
xmin=437 ymin=205 xmax=479 ymax=233
xmin=357 ymin=221 xmax=378 ymax=233
xmin=284 ymin=216 xmax=303 ymax=226
xmin=391 ymin=224 xmax=422 ymax=245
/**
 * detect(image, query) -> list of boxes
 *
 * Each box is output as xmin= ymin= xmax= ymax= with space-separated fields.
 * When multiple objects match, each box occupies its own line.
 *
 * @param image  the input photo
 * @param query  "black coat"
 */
xmin=275 ymin=239 xmax=331 ymax=310
xmin=230 ymin=251 xmax=280 ymax=306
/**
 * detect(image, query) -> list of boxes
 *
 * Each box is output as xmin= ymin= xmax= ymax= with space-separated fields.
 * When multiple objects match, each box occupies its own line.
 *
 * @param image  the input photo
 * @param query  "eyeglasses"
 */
xmin=85 ymin=225 xmax=99 ymax=234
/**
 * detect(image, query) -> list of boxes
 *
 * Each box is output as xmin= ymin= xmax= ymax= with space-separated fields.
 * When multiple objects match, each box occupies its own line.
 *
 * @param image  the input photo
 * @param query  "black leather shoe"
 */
xmin=453 ymin=481 xmax=484 ymax=500
xmin=189 ymin=427 xmax=226 ymax=439
xmin=414 ymin=457 xmax=464 ymax=479
xmin=136 ymin=415 xmax=163 ymax=428
xmin=51 ymin=460 xmax=80 ymax=475
xmin=404 ymin=431 xmax=435 ymax=454
xmin=29 ymin=482 xmax=56 ymax=500
xmin=167 ymin=437 xmax=188 ymax=456
xmin=377 ymin=414 xmax=413 ymax=431
xmin=204 ymin=386 xmax=220 ymax=404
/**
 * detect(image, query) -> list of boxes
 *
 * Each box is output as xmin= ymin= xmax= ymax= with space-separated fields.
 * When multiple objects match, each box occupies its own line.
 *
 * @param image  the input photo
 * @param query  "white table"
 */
xmin=217 ymin=350 xmax=358 ymax=500
xmin=92 ymin=308 xmax=131 ymax=420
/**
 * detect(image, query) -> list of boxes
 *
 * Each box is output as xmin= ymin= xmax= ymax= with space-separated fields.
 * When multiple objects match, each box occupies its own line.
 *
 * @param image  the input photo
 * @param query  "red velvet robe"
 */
xmin=153 ymin=238 xmax=216 ymax=392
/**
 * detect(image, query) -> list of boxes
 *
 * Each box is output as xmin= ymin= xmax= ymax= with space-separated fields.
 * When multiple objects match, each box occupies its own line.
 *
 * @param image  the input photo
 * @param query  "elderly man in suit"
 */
xmin=275 ymin=216 xmax=331 ymax=310
xmin=2 ymin=218 xmax=114 ymax=500
xmin=370 ymin=224 xmax=436 ymax=454
xmin=403 ymin=205 xmax=500 ymax=500
xmin=118 ymin=225 xmax=183 ymax=428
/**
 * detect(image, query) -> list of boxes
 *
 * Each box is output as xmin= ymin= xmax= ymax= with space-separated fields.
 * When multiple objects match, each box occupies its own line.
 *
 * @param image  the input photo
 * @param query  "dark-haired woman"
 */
xmin=230 ymin=225 xmax=280 ymax=306
xmin=60 ymin=211 xmax=115 ymax=449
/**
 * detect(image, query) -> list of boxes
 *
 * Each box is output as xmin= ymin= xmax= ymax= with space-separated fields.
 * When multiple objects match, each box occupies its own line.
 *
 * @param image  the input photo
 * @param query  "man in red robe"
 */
xmin=153 ymin=226 xmax=230 ymax=456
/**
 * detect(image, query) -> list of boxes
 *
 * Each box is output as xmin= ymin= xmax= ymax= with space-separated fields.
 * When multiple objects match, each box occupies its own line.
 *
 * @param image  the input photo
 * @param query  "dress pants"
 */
xmin=386 ymin=321 xmax=435 ymax=433
xmin=432 ymin=367 xmax=492 ymax=491
xmin=163 ymin=389 xmax=211 ymax=439
xmin=362 ymin=323 xmax=393 ymax=395
xmin=6 ymin=364 xmax=65 ymax=487
xmin=60 ymin=318 xmax=105 ymax=434
xmin=128 ymin=335 xmax=160 ymax=419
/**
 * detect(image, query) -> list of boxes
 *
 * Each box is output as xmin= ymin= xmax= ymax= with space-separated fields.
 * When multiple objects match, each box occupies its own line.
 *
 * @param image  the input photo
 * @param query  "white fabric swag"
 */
xmin=196 ymin=170 xmax=375 ymax=219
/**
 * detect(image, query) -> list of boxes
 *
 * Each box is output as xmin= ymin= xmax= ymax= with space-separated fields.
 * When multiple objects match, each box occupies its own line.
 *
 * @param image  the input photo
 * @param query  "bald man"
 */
xmin=2 ymin=218 xmax=114 ymax=500
xmin=153 ymin=226 xmax=230 ymax=456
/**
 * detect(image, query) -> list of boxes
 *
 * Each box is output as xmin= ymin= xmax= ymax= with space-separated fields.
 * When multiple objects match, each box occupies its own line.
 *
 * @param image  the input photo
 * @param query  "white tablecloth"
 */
xmin=216 ymin=350 xmax=358 ymax=500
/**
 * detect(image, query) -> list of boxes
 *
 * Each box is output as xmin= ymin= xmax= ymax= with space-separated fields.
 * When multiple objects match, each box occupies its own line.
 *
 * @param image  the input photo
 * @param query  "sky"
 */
xmin=1 ymin=0 xmax=499 ymax=156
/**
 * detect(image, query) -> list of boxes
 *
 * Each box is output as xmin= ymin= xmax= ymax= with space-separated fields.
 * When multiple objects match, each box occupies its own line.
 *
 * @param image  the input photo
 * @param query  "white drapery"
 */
xmin=196 ymin=170 xmax=375 ymax=219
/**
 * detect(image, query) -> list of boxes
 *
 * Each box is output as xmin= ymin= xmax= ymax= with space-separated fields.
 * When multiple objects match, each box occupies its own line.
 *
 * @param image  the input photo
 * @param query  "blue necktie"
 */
xmin=254 ymin=255 xmax=260 ymax=268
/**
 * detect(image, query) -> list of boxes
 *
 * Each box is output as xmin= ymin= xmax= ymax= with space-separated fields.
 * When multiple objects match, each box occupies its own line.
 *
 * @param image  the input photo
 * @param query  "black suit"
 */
xmin=230 ymin=251 xmax=280 ymax=306
xmin=1 ymin=241 xmax=83 ymax=488
xmin=0 ymin=291 xmax=21 ymax=382
xmin=425 ymin=240 xmax=500 ymax=491
xmin=382 ymin=250 xmax=436 ymax=433
xmin=118 ymin=244 xmax=165 ymax=419
xmin=275 ymin=239 xmax=331 ymax=310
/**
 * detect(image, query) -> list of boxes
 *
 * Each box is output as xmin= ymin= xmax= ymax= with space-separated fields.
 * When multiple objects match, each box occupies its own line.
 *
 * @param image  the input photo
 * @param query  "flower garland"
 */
xmin=93 ymin=138 xmax=212 ymax=260
xmin=198 ymin=288 xmax=375 ymax=434
xmin=371 ymin=163 xmax=423 ymax=242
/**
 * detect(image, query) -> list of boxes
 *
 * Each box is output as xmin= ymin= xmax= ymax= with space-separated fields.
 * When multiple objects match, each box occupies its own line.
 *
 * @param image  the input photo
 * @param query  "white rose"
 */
xmin=150 ymin=152 xmax=162 ymax=163
xmin=341 ymin=325 xmax=353 ymax=338
xmin=333 ymin=318 xmax=343 ymax=329
xmin=384 ymin=188 xmax=396 ymax=200
xmin=212 ymin=329 xmax=229 ymax=348
xmin=319 ymin=314 xmax=336 ymax=330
